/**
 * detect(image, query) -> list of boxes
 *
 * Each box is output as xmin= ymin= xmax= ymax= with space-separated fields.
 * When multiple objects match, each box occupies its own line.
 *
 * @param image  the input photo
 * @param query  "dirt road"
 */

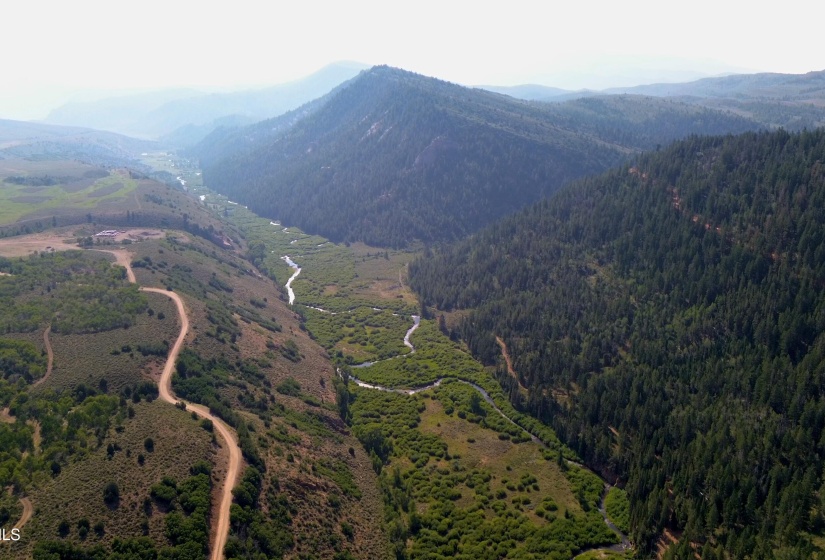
xmin=495 ymin=335 xmax=528 ymax=395
xmin=141 ymin=287 xmax=241 ymax=560
xmin=101 ymin=248 xmax=136 ymax=283
xmin=117 ymin=252 xmax=240 ymax=560
xmin=14 ymin=497 xmax=33 ymax=530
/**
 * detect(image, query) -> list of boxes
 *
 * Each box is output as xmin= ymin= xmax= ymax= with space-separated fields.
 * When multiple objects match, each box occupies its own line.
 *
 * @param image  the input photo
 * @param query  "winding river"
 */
xmin=281 ymin=255 xmax=301 ymax=305
xmin=272 ymin=239 xmax=629 ymax=552
xmin=403 ymin=315 xmax=421 ymax=352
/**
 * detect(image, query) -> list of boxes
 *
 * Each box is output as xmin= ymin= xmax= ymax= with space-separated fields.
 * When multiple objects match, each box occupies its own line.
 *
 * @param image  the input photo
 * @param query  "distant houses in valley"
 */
xmin=94 ymin=230 xmax=125 ymax=237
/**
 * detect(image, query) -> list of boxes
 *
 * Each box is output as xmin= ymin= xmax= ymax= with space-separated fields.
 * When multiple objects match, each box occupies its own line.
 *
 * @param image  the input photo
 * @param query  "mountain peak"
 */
xmin=196 ymin=69 xmax=761 ymax=247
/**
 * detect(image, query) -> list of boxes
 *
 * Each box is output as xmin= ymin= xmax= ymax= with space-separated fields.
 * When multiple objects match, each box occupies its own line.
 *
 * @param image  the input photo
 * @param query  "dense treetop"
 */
xmin=410 ymin=129 xmax=825 ymax=557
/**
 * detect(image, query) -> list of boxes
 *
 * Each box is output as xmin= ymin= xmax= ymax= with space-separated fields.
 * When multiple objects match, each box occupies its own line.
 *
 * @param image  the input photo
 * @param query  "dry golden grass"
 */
xmin=0 ymin=229 xmax=79 ymax=257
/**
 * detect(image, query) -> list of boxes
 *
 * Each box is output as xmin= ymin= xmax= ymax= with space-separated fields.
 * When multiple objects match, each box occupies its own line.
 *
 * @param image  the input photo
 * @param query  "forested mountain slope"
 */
xmin=410 ymin=129 xmax=825 ymax=557
xmin=197 ymin=66 xmax=761 ymax=247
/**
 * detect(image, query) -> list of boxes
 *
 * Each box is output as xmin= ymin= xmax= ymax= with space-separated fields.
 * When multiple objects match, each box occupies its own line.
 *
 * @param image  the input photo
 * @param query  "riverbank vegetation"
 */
xmin=347 ymin=385 xmax=619 ymax=559
xmin=192 ymin=183 xmax=628 ymax=558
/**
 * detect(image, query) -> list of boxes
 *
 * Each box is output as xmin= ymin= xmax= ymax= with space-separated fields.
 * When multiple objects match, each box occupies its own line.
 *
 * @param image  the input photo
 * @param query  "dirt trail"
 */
xmin=495 ymin=335 xmax=528 ymax=394
xmin=14 ymin=497 xmax=33 ymax=530
xmin=33 ymin=325 xmax=53 ymax=387
xmin=113 ymin=251 xmax=241 ymax=560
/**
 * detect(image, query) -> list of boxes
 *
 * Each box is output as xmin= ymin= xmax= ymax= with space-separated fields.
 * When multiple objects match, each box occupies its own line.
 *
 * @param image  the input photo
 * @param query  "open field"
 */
xmin=35 ymin=290 xmax=180 ymax=393
xmin=0 ymin=160 xmax=138 ymax=225
xmin=0 ymin=159 xmax=235 ymax=259
xmin=0 ymin=230 xmax=78 ymax=256
xmin=418 ymin=397 xmax=583 ymax=519
xmin=0 ymin=227 xmax=169 ymax=257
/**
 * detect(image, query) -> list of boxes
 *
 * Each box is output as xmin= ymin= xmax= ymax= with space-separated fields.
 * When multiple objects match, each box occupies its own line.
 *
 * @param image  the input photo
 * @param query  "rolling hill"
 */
xmin=196 ymin=65 xmax=762 ymax=247
xmin=409 ymin=128 xmax=825 ymax=556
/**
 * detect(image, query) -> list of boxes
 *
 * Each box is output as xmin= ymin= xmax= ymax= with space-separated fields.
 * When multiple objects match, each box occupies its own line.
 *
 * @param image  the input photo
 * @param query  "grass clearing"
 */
xmin=605 ymin=486 xmax=631 ymax=534
xmin=36 ymin=291 xmax=180 ymax=393
xmin=418 ymin=397 xmax=583 ymax=518
xmin=0 ymin=163 xmax=138 ymax=225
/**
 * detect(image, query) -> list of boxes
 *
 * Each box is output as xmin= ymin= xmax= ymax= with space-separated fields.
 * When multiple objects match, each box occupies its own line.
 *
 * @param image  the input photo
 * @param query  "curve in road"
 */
xmin=109 ymin=250 xmax=241 ymax=560
xmin=14 ymin=497 xmax=33 ymax=530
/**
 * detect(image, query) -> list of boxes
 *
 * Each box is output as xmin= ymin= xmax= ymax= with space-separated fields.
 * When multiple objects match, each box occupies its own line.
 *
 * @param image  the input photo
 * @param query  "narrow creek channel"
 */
xmin=281 ymin=255 xmax=301 ymax=305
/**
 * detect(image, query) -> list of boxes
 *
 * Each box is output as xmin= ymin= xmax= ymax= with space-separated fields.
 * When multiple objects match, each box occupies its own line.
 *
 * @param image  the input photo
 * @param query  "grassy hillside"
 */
xmin=0 ymin=159 xmax=237 ymax=255
xmin=10 ymin=400 xmax=215 ymax=558
xmin=0 ymin=249 xmax=218 ymax=558
xmin=117 ymin=233 xmax=394 ymax=559
xmin=410 ymin=128 xmax=825 ymax=558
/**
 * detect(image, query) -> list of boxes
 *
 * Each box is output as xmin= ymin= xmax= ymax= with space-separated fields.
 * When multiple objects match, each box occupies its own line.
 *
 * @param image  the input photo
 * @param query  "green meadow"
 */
xmin=0 ymin=159 xmax=139 ymax=225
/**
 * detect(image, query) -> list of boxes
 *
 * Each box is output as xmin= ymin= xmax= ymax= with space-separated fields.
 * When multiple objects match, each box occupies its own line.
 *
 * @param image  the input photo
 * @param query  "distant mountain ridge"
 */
xmin=482 ymin=69 xmax=825 ymax=130
xmin=476 ymin=84 xmax=572 ymax=100
xmin=486 ymin=69 xmax=825 ymax=130
xmin=0 ymin=118 xmax=156 ymax=168
xmin=602 ymin=69 xmax=825 ymax=130
xmin=44 ymin=62 xmax=367 ymax=143
xmin=603 ymin=68 xmax=825 ymax=99
xmin=196 ymin=65 xmax=763 ymax=247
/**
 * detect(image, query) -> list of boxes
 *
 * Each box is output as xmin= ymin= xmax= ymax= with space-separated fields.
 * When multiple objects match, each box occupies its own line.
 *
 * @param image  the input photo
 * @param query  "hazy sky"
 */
xmin=3 ymin=0 xmax=824 ymax=119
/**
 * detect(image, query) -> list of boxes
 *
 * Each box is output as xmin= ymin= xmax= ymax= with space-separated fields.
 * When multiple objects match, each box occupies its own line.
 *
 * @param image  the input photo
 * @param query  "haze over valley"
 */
xmin=2 ymin=2 xmax=825 ymax=559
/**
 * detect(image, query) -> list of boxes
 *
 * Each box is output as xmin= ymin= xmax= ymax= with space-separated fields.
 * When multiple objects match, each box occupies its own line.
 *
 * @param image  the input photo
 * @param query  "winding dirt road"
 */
xmin=101 ymin=249 xmax=136 ymax=283
xmin=106 ymin=249 xmax=241 ymax=560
